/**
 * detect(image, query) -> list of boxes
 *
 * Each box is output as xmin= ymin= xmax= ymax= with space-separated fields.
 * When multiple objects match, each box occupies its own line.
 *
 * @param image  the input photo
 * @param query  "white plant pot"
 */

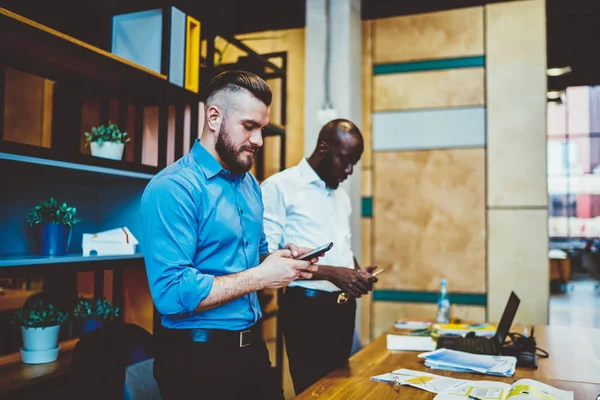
xmin=20 ymin=346 xmax=60 ymax=364
xmin=21 ymin=325 xmax=60 ymax=351
xmin=90 ymin=142 xmax=125 ymax=161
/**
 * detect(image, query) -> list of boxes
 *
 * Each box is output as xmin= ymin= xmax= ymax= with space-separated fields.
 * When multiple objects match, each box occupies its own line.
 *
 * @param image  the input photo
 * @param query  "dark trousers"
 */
xmin=280 ymin=287 xmax=356 ymax=395
xmin=153 ymin=327 xmax=283 ymax=400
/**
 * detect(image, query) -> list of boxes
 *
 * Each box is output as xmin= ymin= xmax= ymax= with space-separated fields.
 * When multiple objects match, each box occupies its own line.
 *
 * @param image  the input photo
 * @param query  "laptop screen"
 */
xmin=493 ymin=291 xmax=521 ymax=346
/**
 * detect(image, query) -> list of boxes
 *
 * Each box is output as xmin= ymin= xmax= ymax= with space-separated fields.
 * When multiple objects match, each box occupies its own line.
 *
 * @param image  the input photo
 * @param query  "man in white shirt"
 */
xmin=261 ymin=119 xmax=377 ymax=395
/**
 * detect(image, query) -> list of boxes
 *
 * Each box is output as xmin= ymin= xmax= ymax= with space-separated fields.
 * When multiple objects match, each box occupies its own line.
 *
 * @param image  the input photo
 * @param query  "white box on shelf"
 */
xmin=82 ymin=227 xmax=138 ymax=256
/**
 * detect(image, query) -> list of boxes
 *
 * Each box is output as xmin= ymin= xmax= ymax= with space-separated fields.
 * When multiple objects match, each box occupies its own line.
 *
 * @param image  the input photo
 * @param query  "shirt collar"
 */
xmin=297 ymin=157 xmax=332 ymax=193
xmin=190 ymin=140 xmax=244 ymax=182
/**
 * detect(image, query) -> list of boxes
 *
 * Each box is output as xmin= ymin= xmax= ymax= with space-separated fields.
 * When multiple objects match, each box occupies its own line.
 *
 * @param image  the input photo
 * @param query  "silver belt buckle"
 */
xmin=239 ymin=330 xmax=251 ymax=347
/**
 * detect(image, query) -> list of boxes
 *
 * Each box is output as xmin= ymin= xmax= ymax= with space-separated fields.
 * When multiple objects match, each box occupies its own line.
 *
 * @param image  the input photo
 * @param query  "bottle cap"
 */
xmin=441 ymin=279 xmax=447 ymax=285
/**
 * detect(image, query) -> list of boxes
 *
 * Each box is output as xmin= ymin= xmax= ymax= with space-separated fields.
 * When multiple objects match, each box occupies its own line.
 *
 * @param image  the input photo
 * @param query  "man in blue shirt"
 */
xmin=140 ymin=70 xmax=319 ymax=400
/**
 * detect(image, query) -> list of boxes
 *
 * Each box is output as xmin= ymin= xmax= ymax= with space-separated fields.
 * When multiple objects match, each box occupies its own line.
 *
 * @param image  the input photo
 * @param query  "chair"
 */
xmin=65 ymin=322 xmax=161 ymax=400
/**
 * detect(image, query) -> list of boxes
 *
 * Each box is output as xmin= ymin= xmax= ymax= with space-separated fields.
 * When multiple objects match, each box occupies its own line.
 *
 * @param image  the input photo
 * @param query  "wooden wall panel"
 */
xmin=360 ymin=218 xmax=373 ymax=344
xmin=361 ymin=168 xmax=372 ymax=198
xmin=373 ymin=149 xmax=486 ymax=293
xmin=373 ymin=7 xmax=484 ymax=64
xmin=486 ymin=0 xmax=547 ymax=207
xmin=373 ymin=302 xmax=486 ymax=339
xmin=362 ymin=20 xmax=373 ymax=169
xmin=373 ymin=68 xmax=484 ymax=111
xmin=487 ymin=209 xmax=549 ymax=325
xmin=123 ymin=268 xmax=154 ymax=333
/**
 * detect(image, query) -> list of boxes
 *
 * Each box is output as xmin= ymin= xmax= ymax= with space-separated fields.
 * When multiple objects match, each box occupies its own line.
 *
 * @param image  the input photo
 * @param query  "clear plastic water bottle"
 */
xmin=436 ymin=279 xmax=451 ymax=323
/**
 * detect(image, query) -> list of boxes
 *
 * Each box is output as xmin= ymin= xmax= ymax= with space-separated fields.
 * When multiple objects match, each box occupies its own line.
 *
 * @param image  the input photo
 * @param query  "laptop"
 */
xmin=436 ymin=291 xmax=521 ymax=355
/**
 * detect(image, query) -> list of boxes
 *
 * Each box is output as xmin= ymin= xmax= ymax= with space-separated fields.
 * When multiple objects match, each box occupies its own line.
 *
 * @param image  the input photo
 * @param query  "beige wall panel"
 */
xmin=486 ymin=0 xmax=547 ymax=207
xmin=373 ymin=149 xmax=486 ymax=293
xmin=360 ymin=218 xmax=373 ymax=343
xmin=215 ymin=29 xmax=305 ymax=174
xmin=373 ymin=68 xmax=485 ymax=112
xmin=361 ymin=168 xmax=372 ymax=197
xmin=487 ymin=209 xmax=549 ymax=325
xmin=373 ymin=302 xmax=486 ymax=339
xmin=362 ymin=20 xmax=373 ymax=168
xmin=373 ymin=7 xmax=484 ymax=64
xmin=361 ymin=217 xmax=373 ymax=268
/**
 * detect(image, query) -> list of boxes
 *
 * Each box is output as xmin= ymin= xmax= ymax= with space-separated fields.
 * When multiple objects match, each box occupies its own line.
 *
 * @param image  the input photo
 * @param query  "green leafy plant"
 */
xmin=26 ymin=197 xmax=81 ymax=227
xmin=73 ymin=297 xmax=119 ymax=320
xmin=84 ymin=122 xmax=131 ymax=147
xmin=12 ymin=300 xmax=68 ymax=328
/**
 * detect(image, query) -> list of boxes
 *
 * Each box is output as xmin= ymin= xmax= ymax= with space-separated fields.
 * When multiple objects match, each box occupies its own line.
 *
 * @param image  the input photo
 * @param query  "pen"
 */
xmin=468 ymin=396 xmax=483 ymax=400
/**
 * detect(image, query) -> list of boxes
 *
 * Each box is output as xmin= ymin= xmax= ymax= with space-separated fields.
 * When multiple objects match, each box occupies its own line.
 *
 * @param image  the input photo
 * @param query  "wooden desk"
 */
xmin=296 ymin=325 xmax=600 ymax=399
xmin=0 ymin=338 xmax=78 ymax=395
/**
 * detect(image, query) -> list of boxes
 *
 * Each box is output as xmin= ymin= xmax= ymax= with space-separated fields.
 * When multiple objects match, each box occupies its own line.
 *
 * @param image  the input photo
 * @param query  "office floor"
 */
xmin=549 ymin=276 xmax=600 ymax=328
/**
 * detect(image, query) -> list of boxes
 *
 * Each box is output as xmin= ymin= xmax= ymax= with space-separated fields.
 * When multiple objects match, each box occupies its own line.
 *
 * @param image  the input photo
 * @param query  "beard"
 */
xmin=215 ymin=123 xmax=258 ymax=175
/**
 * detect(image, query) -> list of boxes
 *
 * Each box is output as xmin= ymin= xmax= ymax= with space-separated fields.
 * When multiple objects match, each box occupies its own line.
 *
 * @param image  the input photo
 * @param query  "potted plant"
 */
xmin=84 ymin=122 xmax=131 ymax=161
xmin=73 ymin=297 xmax=119 ymax=336
xmin=26 ymin=197 xmax=81 ymax=256
xmin=12 ymin=300 xmax=68 ymax=364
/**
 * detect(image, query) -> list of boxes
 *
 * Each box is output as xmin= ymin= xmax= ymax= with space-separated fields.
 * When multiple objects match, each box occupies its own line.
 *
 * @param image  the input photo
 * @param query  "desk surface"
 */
xmin=0 ymin=338 xmax=78 ymax=394
xmin=296 ymin=325 xmax=600 ymax=399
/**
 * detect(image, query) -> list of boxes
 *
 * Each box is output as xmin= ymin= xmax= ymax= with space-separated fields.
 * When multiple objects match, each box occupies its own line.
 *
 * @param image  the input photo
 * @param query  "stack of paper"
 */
xmin=418 ymin=349 xmax=517 ymax=377
xmin=395 ymin=320 xmax=432 ymax=330
xmin=387 ymin=334 xmax=436 ymax=351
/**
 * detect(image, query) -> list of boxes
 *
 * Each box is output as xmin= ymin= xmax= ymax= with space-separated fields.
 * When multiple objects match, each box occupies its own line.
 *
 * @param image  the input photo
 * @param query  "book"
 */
xmin=433 ymin=323 xmax=497 ymax=337
xmin=386 ymin=334 xmax=436 ymax=351
xmin=434 ymin=378 xmax=574 ymax=400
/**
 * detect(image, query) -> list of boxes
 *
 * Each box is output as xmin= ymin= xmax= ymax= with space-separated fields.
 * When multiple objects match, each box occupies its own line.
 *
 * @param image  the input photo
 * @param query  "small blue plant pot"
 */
xmin=39 ymin=223 xmax=72 ymax=256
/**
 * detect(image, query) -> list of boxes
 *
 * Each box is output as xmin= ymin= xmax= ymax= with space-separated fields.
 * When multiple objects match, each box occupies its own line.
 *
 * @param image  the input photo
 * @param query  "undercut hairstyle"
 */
xmin=204 ymin=70 xmax=272 ymax=107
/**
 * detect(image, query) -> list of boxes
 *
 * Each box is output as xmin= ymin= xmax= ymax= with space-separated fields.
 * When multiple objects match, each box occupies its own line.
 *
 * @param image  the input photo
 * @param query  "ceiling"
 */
xmin=1 ymin=0 xmax=599 ymax=89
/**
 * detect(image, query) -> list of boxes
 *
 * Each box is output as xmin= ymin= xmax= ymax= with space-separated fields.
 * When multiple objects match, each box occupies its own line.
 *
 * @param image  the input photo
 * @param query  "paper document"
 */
xmin=370 ymin=368 xmax=462 ymax=394
xmin=371 ymin=370 xmax=574 ymax=400
xmin=386 ymin=334 xmax=436 ymax=351
xmin=434 ymin=378 xmax=574 ymax=400
xmin=418 ymin=348 xmax=517 ymax=377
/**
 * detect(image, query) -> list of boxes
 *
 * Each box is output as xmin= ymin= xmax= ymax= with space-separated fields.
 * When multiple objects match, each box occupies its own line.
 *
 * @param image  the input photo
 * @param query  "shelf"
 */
xmin=0 ymin=8 xmax=168 ymax=95
xmin=0 ymin=152 xmax=155 ymax=180
xmin=0 ymin=253 xmax=144 ymax=268
xmin=264 ymin=123 xmax=285 ymax=137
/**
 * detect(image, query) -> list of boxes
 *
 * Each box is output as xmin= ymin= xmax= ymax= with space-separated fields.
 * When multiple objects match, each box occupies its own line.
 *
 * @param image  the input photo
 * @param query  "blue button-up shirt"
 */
xmin=140 ymin=140 xmax=268 ymax=330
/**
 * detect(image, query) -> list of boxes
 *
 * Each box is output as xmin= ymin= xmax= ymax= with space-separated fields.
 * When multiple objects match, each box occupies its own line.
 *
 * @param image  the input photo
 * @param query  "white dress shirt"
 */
xmin=261 ymin=158 xmax=354 ymax=292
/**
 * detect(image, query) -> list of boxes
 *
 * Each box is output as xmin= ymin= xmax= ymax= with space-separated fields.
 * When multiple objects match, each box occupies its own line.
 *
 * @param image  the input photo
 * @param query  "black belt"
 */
xmin=285 ymin=286 xmax=352 ymax=304
xmin=162 ymin=326 xmax=260 ymax=348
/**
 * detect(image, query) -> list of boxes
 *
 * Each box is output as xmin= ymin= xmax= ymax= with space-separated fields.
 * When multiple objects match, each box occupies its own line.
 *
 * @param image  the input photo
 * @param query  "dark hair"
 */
xmin=205 ymin=70 xmax=272 ymax=107
xmin=318 ymin=119 xmax=364 ymax=146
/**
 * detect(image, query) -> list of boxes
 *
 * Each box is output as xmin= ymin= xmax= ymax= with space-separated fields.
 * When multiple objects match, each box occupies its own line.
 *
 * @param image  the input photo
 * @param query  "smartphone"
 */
xmin=296 ymin=242 xmax=334 ymax=261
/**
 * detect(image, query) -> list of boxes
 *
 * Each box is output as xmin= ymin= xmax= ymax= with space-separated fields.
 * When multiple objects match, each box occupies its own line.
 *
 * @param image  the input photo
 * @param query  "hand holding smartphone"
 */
xmin=296 ymin=242 xmax=334 ymax=261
